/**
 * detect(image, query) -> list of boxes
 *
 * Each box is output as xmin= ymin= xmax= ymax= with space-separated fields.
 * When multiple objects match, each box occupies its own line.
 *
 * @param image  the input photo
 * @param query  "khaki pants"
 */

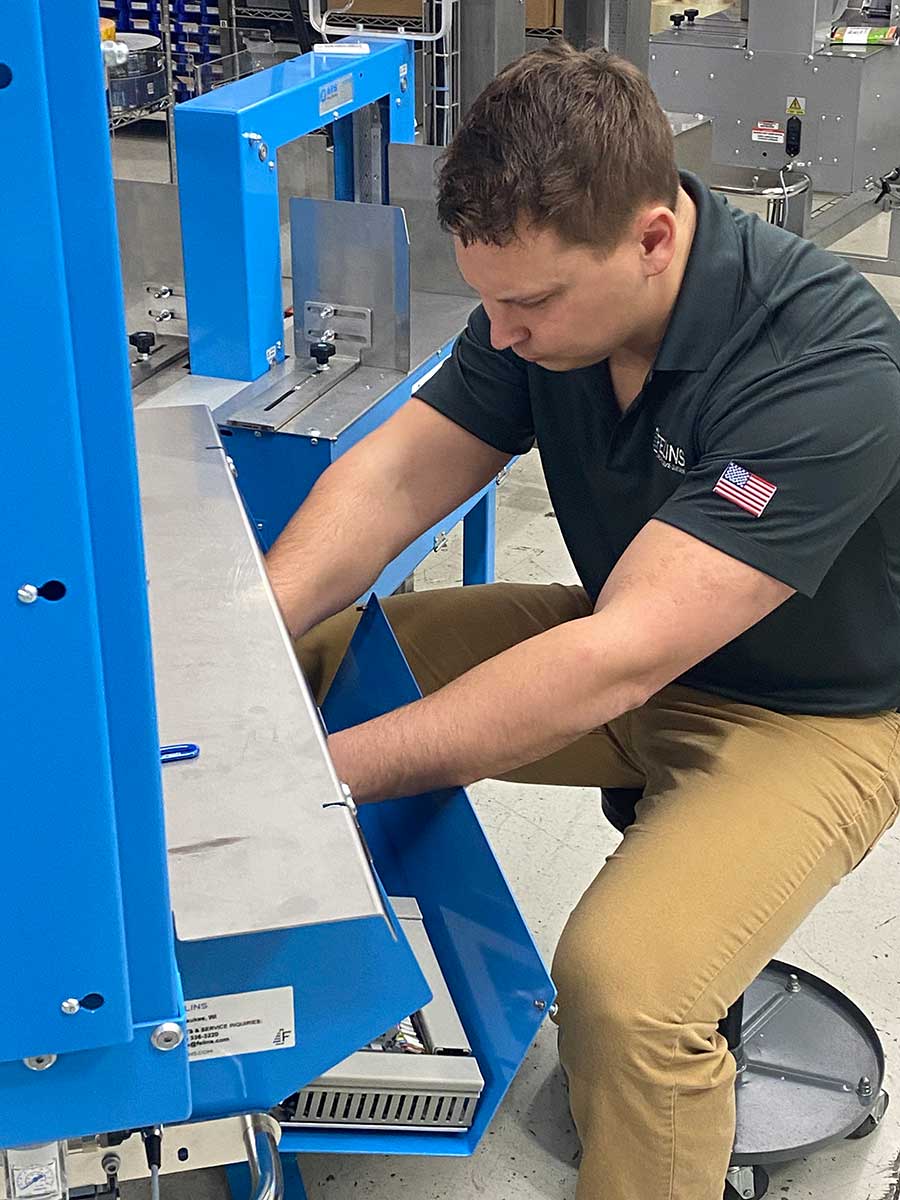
xmin=298 ymin=582 xmax=900 ymax=1200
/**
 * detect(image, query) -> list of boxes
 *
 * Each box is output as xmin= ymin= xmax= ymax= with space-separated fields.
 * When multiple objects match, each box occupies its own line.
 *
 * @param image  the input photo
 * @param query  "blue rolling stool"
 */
xmin=600 ymin=787 xmax=890 ymax=1200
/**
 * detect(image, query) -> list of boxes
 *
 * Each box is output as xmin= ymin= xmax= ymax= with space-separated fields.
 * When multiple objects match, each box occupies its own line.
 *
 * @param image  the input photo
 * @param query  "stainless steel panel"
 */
xmin=459 ymin=0 xmax=525 ymax=118
xmin=388 ymin=142 xmax=476 ymax=299
xmin=115 ymin=179 xmax=184 ymax=336
xmin=352 ymin=102 xmax=385 ymax=205
xmin=290 ymin=198 xmax=411 ymax=373
xmin=851 ymin=45 xmax=900 ymax=191
xmin=748 ymin=0 xmax=823 ymax=55
xmin=670 ymin=113 xmax=714 ymax=178
xmin=63 ymin=1116 xmax=281 ymax=1189
xmin=135 ymin=289 xmax=474 ymax=431
xmin=135 ymin=404 xmax=388 ymax=940
xmin=281 ymin=291 xmax=475 ymax=441
xmin=649 ymin=42 xmax=882 ymax=193
xmin=225 ymin=354 xmax=360 ymax=433
xmin=565 ymin=0 xmax=650 ymax=72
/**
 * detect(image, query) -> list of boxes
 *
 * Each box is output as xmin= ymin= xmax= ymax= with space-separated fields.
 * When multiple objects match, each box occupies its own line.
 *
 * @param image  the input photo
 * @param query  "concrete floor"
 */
xmin=115 ymin=103 xmax=900 ymax=1200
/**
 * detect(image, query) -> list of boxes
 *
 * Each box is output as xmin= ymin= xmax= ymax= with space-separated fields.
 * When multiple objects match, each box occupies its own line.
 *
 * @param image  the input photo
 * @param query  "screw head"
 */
xmin=858 ymin=1075 xmax=873 ymax=1097
xmin=151 ymin=1022 xmax=184 ymax=1051
xmin=24 ymin=1054 xmax=57 ymax=1071
xmin=61 ymin=998 xmax=80 ymax=1015
xmin=257 ymin=142 xmax=269 ymax=162
xmin=17 ymin=584 xmax=39 ymax=604
xmin=534 ymin=998 xmax=547 ymax=1011
xmin=786 ymin=974 xmax=801 ymax=993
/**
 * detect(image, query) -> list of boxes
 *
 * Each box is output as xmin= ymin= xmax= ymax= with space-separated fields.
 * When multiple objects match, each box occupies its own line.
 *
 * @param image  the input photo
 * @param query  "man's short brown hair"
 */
xmin=437 ymin=43 xmax=679 ymax=252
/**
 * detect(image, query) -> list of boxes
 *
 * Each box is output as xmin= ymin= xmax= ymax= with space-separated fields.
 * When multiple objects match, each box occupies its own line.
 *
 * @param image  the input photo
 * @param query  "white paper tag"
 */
xmin=843 ymin=25 xmax=870 ymax=43
xmin=319 ymin=73 xmax=354 ymax=117
xmin=186 ymin=986 xmax=295 ymax=1061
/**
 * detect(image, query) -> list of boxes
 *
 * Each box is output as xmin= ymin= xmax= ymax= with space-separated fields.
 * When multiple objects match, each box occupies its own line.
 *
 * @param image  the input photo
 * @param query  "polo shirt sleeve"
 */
xmin=653 ymin=347 xmax=900 ymax=597
xmin=415 ymin=305 xmax=535 ymax=456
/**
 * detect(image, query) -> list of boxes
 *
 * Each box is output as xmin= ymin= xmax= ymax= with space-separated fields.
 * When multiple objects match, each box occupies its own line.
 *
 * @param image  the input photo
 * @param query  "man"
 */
xmin=267 ymin=43 xmax=900 ymax=1200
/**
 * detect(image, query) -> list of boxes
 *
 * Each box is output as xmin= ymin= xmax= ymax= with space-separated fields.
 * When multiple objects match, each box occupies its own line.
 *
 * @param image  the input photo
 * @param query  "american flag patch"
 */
xmin=713 ymin=462 xmax=777 ymax=517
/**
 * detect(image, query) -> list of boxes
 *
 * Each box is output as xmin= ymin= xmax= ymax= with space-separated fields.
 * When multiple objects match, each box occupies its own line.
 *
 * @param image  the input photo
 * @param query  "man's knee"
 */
xmin=552 ymin=910 xmax=715 ymax=1074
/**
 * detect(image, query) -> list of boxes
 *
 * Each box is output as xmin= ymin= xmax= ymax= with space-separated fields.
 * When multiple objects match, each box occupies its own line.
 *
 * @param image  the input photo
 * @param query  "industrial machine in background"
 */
xmin=2 ymin=5 xmax=554 ymax=1200
xmin=647 ymin=0 xmax=900 ymax=272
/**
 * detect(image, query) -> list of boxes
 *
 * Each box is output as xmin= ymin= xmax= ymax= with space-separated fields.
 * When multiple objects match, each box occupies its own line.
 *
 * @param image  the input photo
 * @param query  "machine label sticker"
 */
xmin=752 ymin=120 xmax=785 ymax=144
xmin=786 ymin=96 xmax=806 ymax=117
xmin=186 ymin=986 xmax=295 ymax=1061
xmin=319 ymin=73 xmax=354 ymax=117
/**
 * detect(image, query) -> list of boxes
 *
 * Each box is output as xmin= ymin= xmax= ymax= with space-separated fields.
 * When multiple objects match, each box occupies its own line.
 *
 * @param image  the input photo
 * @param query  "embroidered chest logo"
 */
xmin=713 ymin=462 xmax=778 ymax=517
xmin=652 ymin=426 xmax=686 ymax=474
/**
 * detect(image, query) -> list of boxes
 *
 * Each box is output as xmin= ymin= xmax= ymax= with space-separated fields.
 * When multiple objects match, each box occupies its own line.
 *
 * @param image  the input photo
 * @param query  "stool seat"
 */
xmin=600 ymin=788 xmax=890 ymax=1200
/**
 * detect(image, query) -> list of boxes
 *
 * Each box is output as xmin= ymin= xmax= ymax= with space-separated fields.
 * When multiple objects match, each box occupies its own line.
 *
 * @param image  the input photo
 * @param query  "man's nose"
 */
xmin=488 ymin=311 xmax=528 ymax=353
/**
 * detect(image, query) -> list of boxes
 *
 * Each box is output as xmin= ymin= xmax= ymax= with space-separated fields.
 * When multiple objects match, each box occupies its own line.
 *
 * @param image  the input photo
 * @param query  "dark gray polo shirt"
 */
xmin=418 ymin=172 xmax=900 ymax=714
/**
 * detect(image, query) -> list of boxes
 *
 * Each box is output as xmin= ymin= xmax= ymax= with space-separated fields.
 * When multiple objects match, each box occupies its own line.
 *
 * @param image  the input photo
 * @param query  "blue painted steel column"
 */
xmin=462 ymin=486 xmax=498 ymax=585
xmin=176 ymin=39 xmax=415 ymax=381
xmin=0 ymin=0 xmax=189 ymax=1147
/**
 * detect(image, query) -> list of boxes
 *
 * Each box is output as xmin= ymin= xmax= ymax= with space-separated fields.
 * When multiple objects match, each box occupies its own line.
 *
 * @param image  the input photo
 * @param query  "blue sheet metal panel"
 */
xmin=178 ymin=911 xmax=431 ymax=1119
xmin=176 ymin=40 xmax=414 ymax=381
xmin=42 ymin=0 xmax=184 ymax=1031
xmin=0 ymin=0 xmax=130 ymax=1064
xmin=281 ymin=602 xmax=554 ymax=1156
xmin=0 ymin=1019 xmax=189 ymax=1148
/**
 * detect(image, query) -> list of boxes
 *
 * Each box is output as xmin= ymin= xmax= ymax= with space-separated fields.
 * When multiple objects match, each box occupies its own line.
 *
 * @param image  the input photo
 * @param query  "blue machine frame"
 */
xmin=176 ymin=40 xmax=415 ymax=383
xmin=2 ymin=8 xmax=551 ymax=1192
xmin=175 ymin=39 xmax=497 ymax=589
xmin=1 ymin=0 xmax=190 ymax=1143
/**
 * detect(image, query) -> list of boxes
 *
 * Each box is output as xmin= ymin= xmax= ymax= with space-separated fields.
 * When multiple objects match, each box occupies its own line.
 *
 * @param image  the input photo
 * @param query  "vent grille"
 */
xmin=294 ymin=1087 xmax=478 ymax=1129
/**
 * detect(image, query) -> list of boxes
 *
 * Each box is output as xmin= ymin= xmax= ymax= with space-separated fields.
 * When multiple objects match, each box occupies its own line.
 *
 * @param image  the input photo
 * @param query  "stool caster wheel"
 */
xmin=847 ymin=1089 xmax=889 ymax=1140
xmin=725 ymin=1164 xmax=769 ymax=1200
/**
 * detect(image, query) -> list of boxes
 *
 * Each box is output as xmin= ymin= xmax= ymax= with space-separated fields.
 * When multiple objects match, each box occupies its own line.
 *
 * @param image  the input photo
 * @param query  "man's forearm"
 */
xmin=266 ymin=456 xmax=401 ymax=639
xmin=329 ymin=613 xmax=651 ymax=803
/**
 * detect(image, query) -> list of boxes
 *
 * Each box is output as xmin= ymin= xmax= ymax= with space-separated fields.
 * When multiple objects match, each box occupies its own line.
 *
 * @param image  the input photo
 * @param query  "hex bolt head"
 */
xmin=858 ymin=1075 xmax=873 ymax=1097
xmin=61 ymin=998 xmax=81 ymax=1015
xmin=151 ymin=1022 xmax=185 ymax=1051
xmin=257 ymin=142 xmax=269 ymax=162
xmin=17 ymin=584 xmax=39 ymax=604
xmin=786 ymin=973 xmax=801 ymax=993
xmin=534 ymin=998 xmax=547 ymax=1011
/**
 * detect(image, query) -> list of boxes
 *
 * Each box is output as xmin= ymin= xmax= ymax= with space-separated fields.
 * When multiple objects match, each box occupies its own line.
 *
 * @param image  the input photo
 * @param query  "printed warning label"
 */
xmin=752 ymin=120 xmax=785 ymax=144
xmin=786 ymin=96 xmax=806 ymax=116
xmin=186 ymin=986 xmax=295 ymax=1061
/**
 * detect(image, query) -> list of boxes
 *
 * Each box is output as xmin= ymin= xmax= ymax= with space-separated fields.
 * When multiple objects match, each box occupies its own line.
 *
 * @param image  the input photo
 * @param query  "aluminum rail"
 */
xmin=308 ymin=0 xmax=456 ymax=43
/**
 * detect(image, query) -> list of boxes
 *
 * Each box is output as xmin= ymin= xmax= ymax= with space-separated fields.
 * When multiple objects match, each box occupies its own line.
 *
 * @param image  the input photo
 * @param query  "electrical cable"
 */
xmin=142 ymin=1127 xmax=163 ymax=1200
xmin=288 ymin=0 xmax=314 ymax=54
xmin=779 ymin=167 xmax=789 ymax=229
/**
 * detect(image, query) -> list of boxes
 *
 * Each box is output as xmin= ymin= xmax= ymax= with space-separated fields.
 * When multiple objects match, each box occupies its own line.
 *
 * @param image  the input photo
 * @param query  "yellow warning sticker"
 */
xmin=786 ymin=96 xmax=806 ymax=117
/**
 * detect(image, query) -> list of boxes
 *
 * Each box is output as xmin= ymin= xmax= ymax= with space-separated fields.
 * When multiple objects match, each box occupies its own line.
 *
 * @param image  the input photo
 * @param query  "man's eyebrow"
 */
xmin=495 ymin=285 xmax=562 ymax=304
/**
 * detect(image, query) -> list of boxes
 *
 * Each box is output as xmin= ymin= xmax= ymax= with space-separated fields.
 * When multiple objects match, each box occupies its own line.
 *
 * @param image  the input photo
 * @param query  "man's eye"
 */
xmin=521 ymin=296 xmax=549 ymax=309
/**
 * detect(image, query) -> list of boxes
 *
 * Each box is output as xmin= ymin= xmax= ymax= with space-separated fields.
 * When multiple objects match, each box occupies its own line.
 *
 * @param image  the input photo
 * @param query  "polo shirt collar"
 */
xmin=652 ymin=171 xmax=745 ymax=373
